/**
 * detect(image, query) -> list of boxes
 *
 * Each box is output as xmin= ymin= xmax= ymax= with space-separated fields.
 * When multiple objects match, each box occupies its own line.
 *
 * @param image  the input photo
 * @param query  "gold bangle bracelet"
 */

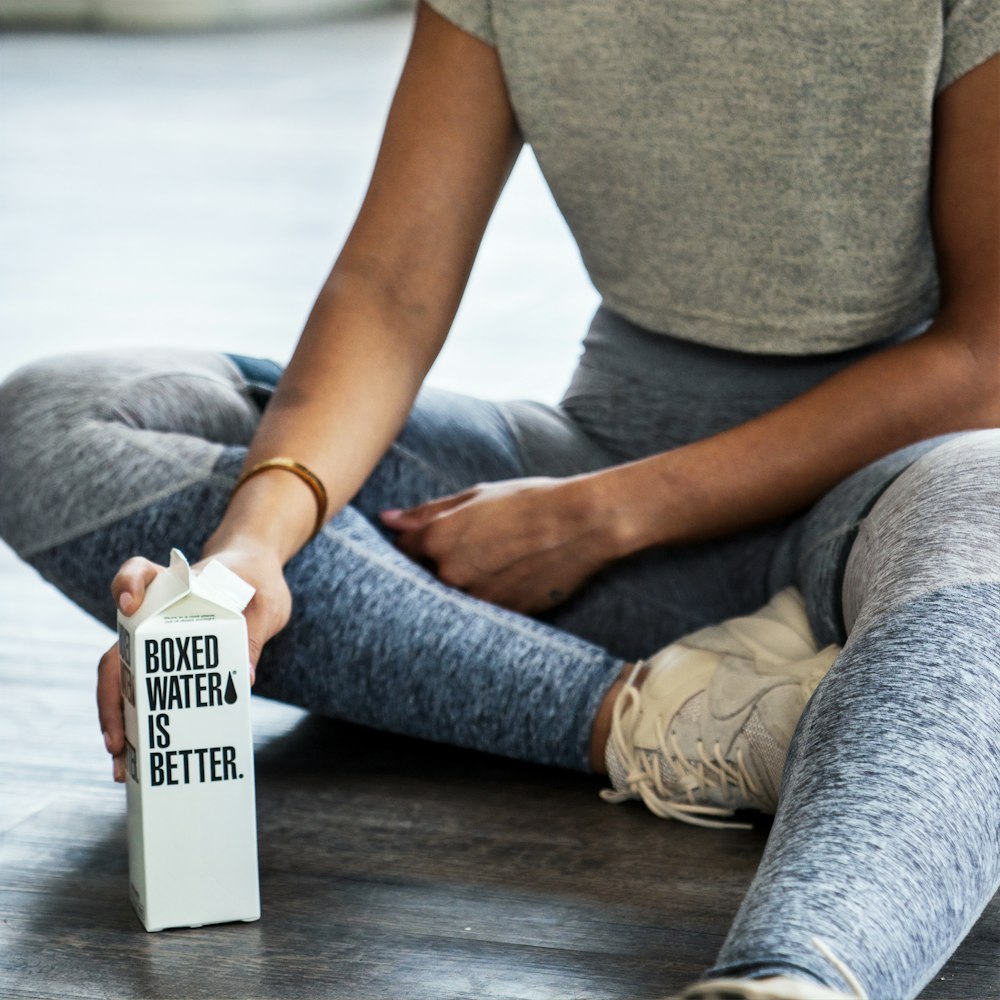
xmin=231 ymin=457 xmax=329 ymax=541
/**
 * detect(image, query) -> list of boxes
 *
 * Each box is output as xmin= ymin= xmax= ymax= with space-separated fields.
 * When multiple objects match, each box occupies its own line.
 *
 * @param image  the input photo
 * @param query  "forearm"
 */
xmin=588 ymin=55 xmax=1000 ymax=559
xmin=201 ymin=1 xmax=520 ymax=565
xmin=205 ymin=268 xmax=446 ymax=561
xmin=605 ymin=311 xmax=1000 ymax=556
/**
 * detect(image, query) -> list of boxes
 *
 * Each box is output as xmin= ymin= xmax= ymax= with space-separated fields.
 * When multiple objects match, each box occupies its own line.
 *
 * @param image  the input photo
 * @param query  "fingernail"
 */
xmin=103 ymin=731 xmax=113 ymax=754
xmin=118 ymin=591 xmax=132 ymax=613
xmin=249 ymin=664 xmax=256 ymax=686
xmin=380 ymin=508 xmax=403 ymax=519
xmin=113 ymin=758 xmax=124 ymax=782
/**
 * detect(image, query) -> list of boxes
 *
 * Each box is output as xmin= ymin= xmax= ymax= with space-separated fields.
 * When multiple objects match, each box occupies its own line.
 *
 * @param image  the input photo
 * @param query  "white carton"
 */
xmin=117 ymin=548 xmax=260 ymax=932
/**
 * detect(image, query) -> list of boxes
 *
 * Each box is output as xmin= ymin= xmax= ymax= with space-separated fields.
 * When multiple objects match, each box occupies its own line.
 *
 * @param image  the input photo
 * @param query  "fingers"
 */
xmin=104 ymin=555 xmax=160 ymax=782
xmin=393 ymin=525 xmax=432 ymax=565
xmin=242 ymin=616 xmax=264 ymax=685
xmin=97 ymin=644 xmax=126 ymax=782
xmin=379 ymin=488 xmax=475 ymax=531
xmin=382 ymin=490 xmax=478 ymax=568
xmin=242 ymin=588 xmax=293 ymax=684
xmin=112 ymin=557 xmax=163 ymax=616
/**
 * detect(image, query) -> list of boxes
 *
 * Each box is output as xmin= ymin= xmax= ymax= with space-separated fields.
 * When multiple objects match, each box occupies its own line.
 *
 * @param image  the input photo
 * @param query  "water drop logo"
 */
xmin=224 ymin=673 xmax=238 ymax=705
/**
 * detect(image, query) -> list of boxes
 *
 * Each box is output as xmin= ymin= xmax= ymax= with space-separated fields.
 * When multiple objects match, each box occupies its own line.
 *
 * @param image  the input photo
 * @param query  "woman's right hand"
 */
xmin=97 ymin=541 xmax=292 ymax=782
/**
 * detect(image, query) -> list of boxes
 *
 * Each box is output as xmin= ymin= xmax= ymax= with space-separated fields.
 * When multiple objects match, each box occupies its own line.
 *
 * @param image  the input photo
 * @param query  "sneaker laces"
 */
xmin=599 ymin=663 xmax=758 ymax=830
xmin=811 ymin=937 xmax=868 ymax=999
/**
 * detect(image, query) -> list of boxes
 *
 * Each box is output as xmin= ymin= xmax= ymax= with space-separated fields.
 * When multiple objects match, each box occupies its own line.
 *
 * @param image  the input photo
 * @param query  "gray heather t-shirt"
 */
xmin=427 ymin=0 xmax=1000 ymax=354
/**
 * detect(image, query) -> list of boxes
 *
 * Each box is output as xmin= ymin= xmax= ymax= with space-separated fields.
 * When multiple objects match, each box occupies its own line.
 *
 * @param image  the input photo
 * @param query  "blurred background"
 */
xmin=0 ymin=0 xmax=598 ymax=399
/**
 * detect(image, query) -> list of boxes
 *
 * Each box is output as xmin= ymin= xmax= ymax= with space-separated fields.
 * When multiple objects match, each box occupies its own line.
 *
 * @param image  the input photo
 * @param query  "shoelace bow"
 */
xmin=600 ymin=668 xmax=762 ymax=830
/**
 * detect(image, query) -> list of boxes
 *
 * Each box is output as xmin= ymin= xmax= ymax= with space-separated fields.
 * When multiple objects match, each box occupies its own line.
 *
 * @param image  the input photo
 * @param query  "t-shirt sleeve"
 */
xmin=939 ymin=0 xmax=1000 ymax=91
xmin=424 ymin=0 xmax=495 ymax=46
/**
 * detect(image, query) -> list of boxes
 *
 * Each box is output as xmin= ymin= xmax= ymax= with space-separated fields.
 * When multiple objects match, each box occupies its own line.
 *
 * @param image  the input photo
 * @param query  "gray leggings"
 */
xmin=0 ymin=306 xmax=997 ymax=998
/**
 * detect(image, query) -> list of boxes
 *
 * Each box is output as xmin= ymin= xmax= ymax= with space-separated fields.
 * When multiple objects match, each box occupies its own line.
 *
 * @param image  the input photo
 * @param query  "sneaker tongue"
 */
xmin=708 ymin=654 xmax=786 ymax=717
xmin=605 ymin=738 xmax=632 ymax=793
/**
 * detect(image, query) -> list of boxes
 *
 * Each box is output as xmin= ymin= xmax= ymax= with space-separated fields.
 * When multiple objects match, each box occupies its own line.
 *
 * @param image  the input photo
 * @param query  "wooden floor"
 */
xmin=1 ymin=11 xmax=999 ymax=1000
xmin=3 ymin=558 xmax=999 ymax=1000
xmin=0 ymin=542 xmax=766 ymax=1000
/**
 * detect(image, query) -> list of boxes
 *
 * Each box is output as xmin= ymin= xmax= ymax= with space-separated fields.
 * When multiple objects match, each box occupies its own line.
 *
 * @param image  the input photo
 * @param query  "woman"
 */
xmin=0 ymin=2 xmax=997 ymax=997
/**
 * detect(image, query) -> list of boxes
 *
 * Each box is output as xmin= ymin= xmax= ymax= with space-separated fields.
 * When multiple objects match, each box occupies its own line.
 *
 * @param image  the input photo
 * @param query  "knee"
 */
xmin=0 ymin=351 xmax=146 ymax=462
xmin=842 ymin=430 xmax=1000 ymax=631
xmin=0 ymin=353 xmax=105 ymax=555
xmin=0 ymin=352 xmax=81 ymax=428
xmin=0 ymin=349 xmax=257 ymax=558
xmin=869 ymin=430 xmax=1000 ymax=529
xmin=0 ymin=353 xmax=87 ymax=471
xmin=890 ymin=428 xmax=997 ymax=498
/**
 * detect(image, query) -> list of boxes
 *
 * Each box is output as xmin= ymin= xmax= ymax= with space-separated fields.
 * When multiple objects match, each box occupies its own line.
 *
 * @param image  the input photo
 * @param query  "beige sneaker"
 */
xmin=601 ymin=588 xmax=840 ymax=829
xmin=674 ymin=937 xmax=868 ymax=999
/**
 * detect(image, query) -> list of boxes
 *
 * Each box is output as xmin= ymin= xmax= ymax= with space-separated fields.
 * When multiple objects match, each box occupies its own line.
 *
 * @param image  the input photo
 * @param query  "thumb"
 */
xmin=112 ymin=557 xmax=163 ymax=616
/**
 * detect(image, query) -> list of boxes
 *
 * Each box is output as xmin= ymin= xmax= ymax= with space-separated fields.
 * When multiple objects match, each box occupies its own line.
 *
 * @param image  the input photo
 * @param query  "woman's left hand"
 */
xmin=379 ymin=473 xmax=629 ymax=613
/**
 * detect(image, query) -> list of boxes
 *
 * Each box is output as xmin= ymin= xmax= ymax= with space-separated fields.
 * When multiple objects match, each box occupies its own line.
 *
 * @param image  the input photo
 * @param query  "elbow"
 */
xmin=982 ymin=357 xmax=1000 ymax=428
xmin=959 ymin=317 xmax=1000 ymax=429
xmin=935 ymin=285 xmax=1000 ymax=428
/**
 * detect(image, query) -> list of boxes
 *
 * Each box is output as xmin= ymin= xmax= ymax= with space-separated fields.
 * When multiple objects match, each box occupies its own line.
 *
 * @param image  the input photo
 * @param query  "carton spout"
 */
xmin=167 ymin=548 xmax=192 ymax=582
xmin=194 ymin=558 xmax=256 ymax=614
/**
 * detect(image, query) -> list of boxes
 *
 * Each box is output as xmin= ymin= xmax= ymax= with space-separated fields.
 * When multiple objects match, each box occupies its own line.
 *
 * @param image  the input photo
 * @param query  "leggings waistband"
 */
xmin=557 ymin=306 xmax=929 ymax=460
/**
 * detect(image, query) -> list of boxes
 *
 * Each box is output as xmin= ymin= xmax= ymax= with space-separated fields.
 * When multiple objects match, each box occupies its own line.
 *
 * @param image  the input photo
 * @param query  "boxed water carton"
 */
xmin=117 ymin=548 xmax=260 ymax=932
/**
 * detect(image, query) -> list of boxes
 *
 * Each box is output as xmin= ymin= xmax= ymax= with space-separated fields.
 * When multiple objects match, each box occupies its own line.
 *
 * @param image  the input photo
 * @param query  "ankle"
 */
xmin=589 ymin=662 xmax=646 ymax=773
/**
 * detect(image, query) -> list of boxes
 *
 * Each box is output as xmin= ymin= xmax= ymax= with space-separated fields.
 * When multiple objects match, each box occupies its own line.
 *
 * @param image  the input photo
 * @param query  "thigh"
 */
xmin=361 ymin=390 xmax=795 ymax=661
xmin=841 ymin=429 xmax=1000 ymax=635
xmin=227 ymin=353 xmax=531 ymax=521
xmin=541 ymin=428 xmax=987 ymax=663
xmin=350 ymin=388 xmax=528 ymax=521
xmin=0 ymin=350 xmax=535 ymax=627
xmin=0 ymin=349 xmax=530 ymax=558
xmin=768 ymin=431 xmax=970 ymax=648
xmin=400 ymin=394 xmax=794 ymax=658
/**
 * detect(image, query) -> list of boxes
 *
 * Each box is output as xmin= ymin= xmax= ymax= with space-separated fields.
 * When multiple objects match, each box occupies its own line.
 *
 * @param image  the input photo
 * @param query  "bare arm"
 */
xmin=609 ymin=52 xmax=1000 ymax=554
xmin=100 ymin=3 xmax=520 ymax=776
xmin=207 ymin=1 xmax=522 ymax=563
xmin=387 ymin=53 xmax=1000 ymax=611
